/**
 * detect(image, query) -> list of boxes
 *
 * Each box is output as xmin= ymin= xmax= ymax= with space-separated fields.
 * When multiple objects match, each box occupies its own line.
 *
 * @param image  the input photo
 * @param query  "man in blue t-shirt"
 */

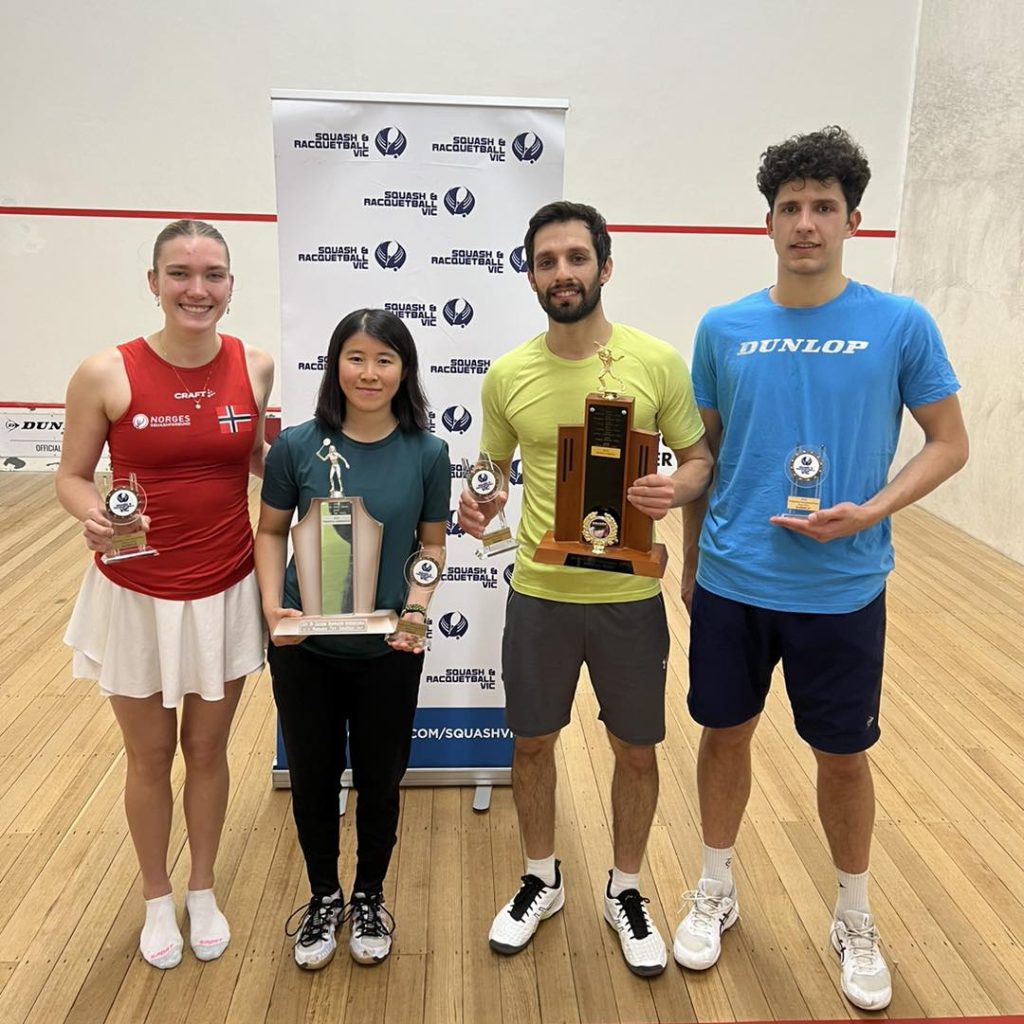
xmin=672 ymin=127 xmax=969 ymax=1011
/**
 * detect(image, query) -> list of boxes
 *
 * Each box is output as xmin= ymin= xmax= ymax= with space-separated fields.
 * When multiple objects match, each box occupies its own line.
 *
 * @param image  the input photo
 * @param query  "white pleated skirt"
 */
xmin=64 ymin=564 xmax=266 ymax=708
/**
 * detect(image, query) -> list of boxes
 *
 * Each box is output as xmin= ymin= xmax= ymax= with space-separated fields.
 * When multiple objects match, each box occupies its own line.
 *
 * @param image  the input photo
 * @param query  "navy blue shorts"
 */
xmin=687 ymin=583 xmax=885 ymax=754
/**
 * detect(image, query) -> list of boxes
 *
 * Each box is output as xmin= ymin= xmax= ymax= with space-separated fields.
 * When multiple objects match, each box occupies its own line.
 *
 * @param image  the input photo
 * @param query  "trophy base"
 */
xmin=533 ymin=531 xmax=668 ymax=578
xmin=274 ymin=609 xmax=400 ymax=637
xmin=101 ymin=547 xmax=159 ymax=565
xmin=781 ymin=495 xmax=821 ymax=517
xmin=478 ymin=531 xmax=519 ymax=558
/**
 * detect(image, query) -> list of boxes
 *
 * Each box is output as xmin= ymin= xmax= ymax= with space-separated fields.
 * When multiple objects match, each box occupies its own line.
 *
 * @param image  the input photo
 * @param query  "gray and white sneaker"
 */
xmin=603 ymin=874 xmax=667 ymax=976
xmin=488 ymin=861 xmax=564 ymax=954
xmin=672 ymin=877 xmax=739 ymax=970
xmin=347 ymin=891 xmax=394 ymax=964
xmin=831 ymin=910 xmax=892 ymax=1010
xmin=287 ymin=893 xmax=344 ymax=970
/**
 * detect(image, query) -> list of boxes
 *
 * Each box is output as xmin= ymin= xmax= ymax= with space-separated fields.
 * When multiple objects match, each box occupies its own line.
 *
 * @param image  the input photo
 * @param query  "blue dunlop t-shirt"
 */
xmin=262 ymin=419 xmax=451 ymax=658
xmin=691 ymin=281 xmax=960 ymax=613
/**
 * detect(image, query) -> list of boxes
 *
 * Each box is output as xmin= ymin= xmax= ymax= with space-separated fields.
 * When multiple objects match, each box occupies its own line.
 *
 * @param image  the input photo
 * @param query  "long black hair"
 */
xmin=314 ymin=308 xmax=430 ymax=433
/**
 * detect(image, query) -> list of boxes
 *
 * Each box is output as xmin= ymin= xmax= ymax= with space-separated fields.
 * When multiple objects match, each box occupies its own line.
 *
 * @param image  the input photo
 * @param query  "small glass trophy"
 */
xmin=782 ymin=444 xmax=828 ymax=517
xmin=461 ymin=453 xmax=518 ymax=558
xmin=100 ymin=472 xmax=158 ymax=564
xmin=390 ymin=545 xmax=446 ymax=646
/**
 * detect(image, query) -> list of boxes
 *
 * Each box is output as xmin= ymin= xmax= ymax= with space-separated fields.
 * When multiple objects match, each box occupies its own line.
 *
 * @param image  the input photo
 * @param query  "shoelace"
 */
xmin=611 ymin=889 xmax=652 ymax=939
xmin=839 ymin=920 xmax=885 ymax=974
xmin=679 ymin=888 xmax=732 ymax=937
xmin=348 ymin=893 xmax=395 ymax=938
xmin=509 ymin=874 xmax=551 ymax=920
xmin=286 ymin=897 xmax=340 ymax=947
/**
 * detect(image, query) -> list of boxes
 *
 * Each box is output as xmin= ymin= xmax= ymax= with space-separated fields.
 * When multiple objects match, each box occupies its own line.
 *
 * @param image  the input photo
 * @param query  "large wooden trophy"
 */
xmin=533 ymin=344 xmax=667 ymax=578
xmin=273 ymin=439 xmax=399 ymax=637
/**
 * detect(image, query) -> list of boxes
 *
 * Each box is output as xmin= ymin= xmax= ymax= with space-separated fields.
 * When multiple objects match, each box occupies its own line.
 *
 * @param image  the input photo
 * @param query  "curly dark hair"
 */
xmin=523 ymin=200 xmax=611 ymax=271
xmin=756 ymin=126 xmax=871 ymax=213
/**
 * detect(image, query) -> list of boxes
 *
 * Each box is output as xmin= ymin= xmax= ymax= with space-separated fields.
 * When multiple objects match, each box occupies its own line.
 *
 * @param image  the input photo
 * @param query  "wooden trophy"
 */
xmin=533 ymin=345 xmax=667 ymax=578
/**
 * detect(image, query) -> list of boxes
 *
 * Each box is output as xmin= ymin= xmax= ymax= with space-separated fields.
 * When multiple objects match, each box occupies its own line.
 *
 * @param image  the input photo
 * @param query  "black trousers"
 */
xmin=269 ymin=643 xmax=422 ymax=897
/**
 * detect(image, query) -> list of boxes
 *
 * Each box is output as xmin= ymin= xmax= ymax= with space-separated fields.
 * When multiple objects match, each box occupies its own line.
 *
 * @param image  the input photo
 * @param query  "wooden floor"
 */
xmin=1 ymin=471 xmax=1023 ymax=1024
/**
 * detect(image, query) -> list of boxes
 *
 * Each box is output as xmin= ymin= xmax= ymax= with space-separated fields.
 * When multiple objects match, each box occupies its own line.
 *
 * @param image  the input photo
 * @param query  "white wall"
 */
xmin=1 ymin=0 xmax=920 ymax=404
xmin=892 ymin=0 xmax=1024 ymax=563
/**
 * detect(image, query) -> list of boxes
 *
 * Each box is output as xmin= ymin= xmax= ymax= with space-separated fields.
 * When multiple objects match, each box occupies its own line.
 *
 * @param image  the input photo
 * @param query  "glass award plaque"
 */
xmin=100 ymin=472 xmax=158 ymax=564
xmin=461 ymin=453 xmax=518 ymax=558
xmin=782 ymin=444 xmax=828 ymax=517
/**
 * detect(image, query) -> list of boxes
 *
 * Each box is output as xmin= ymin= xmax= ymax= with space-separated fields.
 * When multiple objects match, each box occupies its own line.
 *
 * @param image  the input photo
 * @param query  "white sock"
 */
xmin=702 ymin=844 xmax=735 ymax=891
xmin=525 ymin=855 xmax=557 ymax=887
xmin=141 ymin=893 xmax=183 ymax=969
xmin=835 ymin=868 xmax=871 ymax=917
xmin=609 ymin=867 xmax=640 ymax=898
xmin=186 ymin=888 xmax=231 ymax=961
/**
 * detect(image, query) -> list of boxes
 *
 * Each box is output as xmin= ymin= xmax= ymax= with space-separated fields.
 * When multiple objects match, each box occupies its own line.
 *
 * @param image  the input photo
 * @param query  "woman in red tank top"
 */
xmin=56 ymin=221 xmax=274 ymax=970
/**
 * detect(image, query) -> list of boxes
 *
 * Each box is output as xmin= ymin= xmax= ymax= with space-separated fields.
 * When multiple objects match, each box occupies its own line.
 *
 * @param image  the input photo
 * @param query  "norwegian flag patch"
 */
xmin=217 ymin=405 xmax=254 ymax=434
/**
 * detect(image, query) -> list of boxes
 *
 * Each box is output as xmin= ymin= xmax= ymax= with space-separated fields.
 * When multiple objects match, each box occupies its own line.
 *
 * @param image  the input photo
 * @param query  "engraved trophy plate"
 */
xmin=100 ymin=472 xmax=159 ymax=564
xmin=462 ymin=453 xmax=518 ymax=558
xmin=782 ymin=444 xmax=828 ymax=517
xmin=273 ymin=439 xmax=398 ymax=637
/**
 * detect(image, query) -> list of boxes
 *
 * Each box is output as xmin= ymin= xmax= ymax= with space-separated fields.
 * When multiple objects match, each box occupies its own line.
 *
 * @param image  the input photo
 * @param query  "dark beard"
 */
xmin=538 ymin=281 xmax=602 ymax=324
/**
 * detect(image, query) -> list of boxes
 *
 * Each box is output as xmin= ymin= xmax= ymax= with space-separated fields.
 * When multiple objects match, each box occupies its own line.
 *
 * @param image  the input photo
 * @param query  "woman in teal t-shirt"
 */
xmin=255 ymin=309 xmax=450 ymax=971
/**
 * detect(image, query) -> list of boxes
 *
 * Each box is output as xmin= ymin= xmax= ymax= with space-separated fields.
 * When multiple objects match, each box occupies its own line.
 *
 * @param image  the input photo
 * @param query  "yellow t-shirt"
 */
xmin=480 ymin=323 xmax=705 ymax=603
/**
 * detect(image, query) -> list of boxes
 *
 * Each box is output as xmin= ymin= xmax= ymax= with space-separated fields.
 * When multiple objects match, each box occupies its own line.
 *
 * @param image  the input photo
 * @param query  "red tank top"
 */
xmin=97 ymin=335 xmax=258 ymax=599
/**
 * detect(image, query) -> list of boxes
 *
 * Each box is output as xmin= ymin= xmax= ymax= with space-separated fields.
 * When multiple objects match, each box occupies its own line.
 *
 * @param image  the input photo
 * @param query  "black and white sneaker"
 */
xmin=347 ymin=891 xmax=395 ymax=964
xmin=287 ymin=893 xmax=344 ymax=970
xmin=603 ymin=874 xmax=667 ymax=976
xmin=488 ymin=861 xmax=565 ymax=954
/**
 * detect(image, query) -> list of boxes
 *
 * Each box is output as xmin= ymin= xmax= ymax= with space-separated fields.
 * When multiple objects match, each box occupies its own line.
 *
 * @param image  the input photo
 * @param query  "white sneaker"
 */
xmin=603 ymin=875 xmax=667 ymax=976
xmin=347 ymin=891 xmax=394 ymax=964
xmin=488 ymin=861 xmax=565 ymax=954
xmin=831 ymin=910 xmax=892 ymax=1010
xmin=288 ymin=894 xmax=344 ymax=970
xmin=672 ymin=878 xmax=739 ymax=970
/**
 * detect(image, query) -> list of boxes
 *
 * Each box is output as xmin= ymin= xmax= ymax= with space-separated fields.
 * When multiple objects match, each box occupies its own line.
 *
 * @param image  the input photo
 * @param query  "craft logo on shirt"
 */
xmin=443 ymin=186 xmax=476 ymax=218
xmin=375 ymin=240 xmax=408 ymax=271
xmin=292 ymin=131 xmax=369 ymax=157
xmin=430 ymin=134 xmax=506 ymax=162
xmin=385 ymin=301 xmax=437 ymax=327
xmin=511 ymin=132 xmax=544 ymax=163
xmin=438 ymin=612 xmax=469 ymax=639
xmin=174 ymin=388 xmax=215 ymax=403
xmin=443 ymin=298 xmax=474 ymax=327
xmin=374 ymin=126 xmax=408 ymax=158
xmin=297 ymin=244 xmax=369 ymax=269
xmin=509 ymin=246 xmax=529 ymax=273
xmin=134 ymin=413 xmax=191 ymax=429
xmin=441 ymin=405 xmax=473 ymax=434
xmin=509 ymin=459 xmax=523 ymax=485
xmin=446 ymin=510 xmax=465 ymax=537
xmin=736 ymin=338 xmax=870 ymax=356
xmin=363 ymin=190 xmax=437 ymax=216
xmin=217 ymin=405 xmax=254 ymax=434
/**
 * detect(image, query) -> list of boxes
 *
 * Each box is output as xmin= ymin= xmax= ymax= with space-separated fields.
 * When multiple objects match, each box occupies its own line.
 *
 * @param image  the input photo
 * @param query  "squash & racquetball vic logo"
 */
xmin=509 ymin=246 xmax=529 ymax=273
xmin=443 ymin=186 xmax=476 ymax=217
xmin=511 ymin=132 xmax=544 ymax=163
xmin=438 ymin=611 xmax=470 ymax=639
xmin=296 ymin=244 xmax=369 ymax=268
xmin=375 ymin=240 xmax=408 ymax=271
xmin=443 ymin=298 xmax=474 ymax=327
xmin=374 ymin=126 xmax=408 ymax=157
xmin=363 ymin=189 xmax=438 ymax=216
xmin=290 ymin=131 xmax=370 ymax=156
xmin=441 ymin=405 xmax=473 ymax=435
xmin=384 ymin=302 xmax=437 ymax=327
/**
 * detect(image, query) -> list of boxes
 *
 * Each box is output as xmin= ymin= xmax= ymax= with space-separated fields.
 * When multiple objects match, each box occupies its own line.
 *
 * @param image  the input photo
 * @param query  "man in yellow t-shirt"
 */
xmin=459 ymin=201 xmax=713 ymax=976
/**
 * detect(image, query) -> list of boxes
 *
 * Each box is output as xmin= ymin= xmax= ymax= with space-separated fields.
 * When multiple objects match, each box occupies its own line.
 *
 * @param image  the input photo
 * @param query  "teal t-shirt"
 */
xmin=262 ymin=419 xmax=451 ymax=658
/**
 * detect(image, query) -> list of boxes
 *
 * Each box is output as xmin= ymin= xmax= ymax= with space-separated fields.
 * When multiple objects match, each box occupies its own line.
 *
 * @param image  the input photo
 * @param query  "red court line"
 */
xmin=1 ymin=206 xmax=895 ymax=237
xmin=0 ymin=206 xmax=277 ymax=223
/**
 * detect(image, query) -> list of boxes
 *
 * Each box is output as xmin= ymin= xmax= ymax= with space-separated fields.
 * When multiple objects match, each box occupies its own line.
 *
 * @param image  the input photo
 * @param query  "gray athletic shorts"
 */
xmin=501 ymin=590 xmax=670 ymax=746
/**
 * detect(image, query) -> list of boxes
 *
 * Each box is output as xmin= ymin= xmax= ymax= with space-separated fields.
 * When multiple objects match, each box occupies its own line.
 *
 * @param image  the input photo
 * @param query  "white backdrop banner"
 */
xmin=271 ymin=91 xmax=566 ymax=777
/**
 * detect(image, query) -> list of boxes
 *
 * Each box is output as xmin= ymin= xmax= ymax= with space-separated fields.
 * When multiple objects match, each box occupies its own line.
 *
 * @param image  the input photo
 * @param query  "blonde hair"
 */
xmin=152 ymin=220 xmax=230 ymax=271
